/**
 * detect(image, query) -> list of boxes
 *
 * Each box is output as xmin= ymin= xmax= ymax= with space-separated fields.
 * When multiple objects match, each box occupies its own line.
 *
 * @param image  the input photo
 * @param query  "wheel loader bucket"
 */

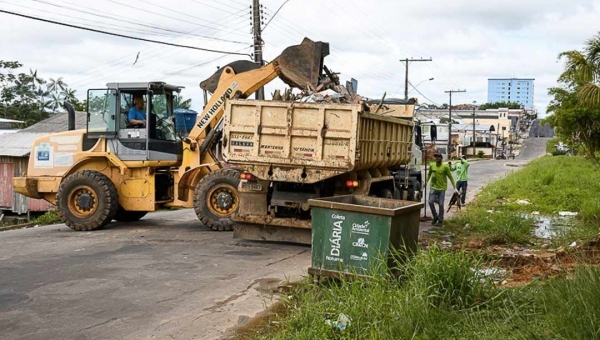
xmin=275 ymin=38 xmax=330 ymax=90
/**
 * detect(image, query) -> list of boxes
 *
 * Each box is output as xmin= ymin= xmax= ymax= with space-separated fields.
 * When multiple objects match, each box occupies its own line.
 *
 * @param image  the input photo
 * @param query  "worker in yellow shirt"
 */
xmin=450 ymin=155 xmax=470 ymax=205
xmin=426 ymin=153 xmax=457 ymax=226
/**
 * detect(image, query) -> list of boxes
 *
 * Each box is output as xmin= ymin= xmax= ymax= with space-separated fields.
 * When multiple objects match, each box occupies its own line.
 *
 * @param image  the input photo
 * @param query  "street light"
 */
xmin=408 ymin=78 xmax=434 ymax=94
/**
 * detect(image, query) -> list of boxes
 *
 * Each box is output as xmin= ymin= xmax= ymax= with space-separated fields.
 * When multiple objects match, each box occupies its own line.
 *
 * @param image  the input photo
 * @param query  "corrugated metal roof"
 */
xmin=20 ymin=111 xmax=87 ymax=133
xmin=0 ymin=132 xmax=48 ymax=157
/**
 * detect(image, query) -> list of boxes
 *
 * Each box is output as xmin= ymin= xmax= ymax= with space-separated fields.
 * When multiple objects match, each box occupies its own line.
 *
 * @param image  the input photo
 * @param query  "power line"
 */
xmin=400 ymin=58 xmax=433 ymax=101
xmin=187 ymin=0 xmax=248 ymax=16
xmin=106 ymin=0 xmax=248 ymax=38
xmin=134 ymin=0 xmax=248 ymax=35
xmin=263 ymin=0 xmax=291 ymax=30
xmin=0 ymin=9 xmax=252 ymax=56
xmin=66 ymin=13 xmax=252 ymax=87
xmin=0 ymin=1 xmax=191 ymax=39
xmin=409 ymin=81 xmax=439 ymax=106
xmin=29 ymin=0 xmax=248 ymax=44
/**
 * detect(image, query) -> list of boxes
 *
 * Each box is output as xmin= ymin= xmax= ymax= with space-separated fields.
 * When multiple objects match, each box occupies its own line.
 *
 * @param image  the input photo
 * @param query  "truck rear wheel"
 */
xmin=193 ymin=168 xmax=241 ymax=231
xmin=409 ymin=181 xmax=422 ymax=202
xmin=56 ymin=170 xmax=119 ymax=231
xmin=114 ymin=207 xmax=147 ymax=222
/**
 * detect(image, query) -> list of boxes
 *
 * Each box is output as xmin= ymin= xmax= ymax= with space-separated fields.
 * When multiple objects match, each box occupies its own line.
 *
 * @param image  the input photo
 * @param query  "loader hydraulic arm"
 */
xmin=186 ymin=38 xmax=329 ymax=147
xmin=185 ymin=61 xmax=281 ymax=144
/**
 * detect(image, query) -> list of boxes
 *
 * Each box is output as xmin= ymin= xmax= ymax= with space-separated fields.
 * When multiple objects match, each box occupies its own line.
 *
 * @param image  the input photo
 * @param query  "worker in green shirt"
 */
xmin=450 ymin=155 xmax=470 ymax=205
xmin=426 ymin=153 xmax=457 ymax=226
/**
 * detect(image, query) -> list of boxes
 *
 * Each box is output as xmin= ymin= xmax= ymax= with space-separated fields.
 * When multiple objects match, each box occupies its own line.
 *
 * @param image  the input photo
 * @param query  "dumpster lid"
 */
xmin=308 ymin=195 xmax=424 ymax=216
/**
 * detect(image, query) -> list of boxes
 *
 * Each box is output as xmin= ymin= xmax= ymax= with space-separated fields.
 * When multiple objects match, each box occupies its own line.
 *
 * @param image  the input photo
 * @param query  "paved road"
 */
xmin=529 ymin=119 xmax=555 ymax=138
xmin=0 ymin=138 xmax=550 ymax=340
xmin=0 ymin=214 xmax=309 ymax=340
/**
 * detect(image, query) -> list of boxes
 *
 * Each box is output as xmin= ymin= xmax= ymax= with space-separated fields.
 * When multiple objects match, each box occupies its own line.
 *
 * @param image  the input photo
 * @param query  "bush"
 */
xmin=32 ymin=211 xmax=61 ymax=225
xmin=477 ymin=150 xmax=485 ymax=158
xmin=407 ymin=246 xmax=496 ymax=310
xmin=551 ymin=149 xmax=568 ymax=156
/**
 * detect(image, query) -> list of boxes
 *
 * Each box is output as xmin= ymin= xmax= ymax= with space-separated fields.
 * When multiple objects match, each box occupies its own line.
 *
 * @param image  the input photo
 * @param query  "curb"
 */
xmin=0 ymin=222 xmax=38 ymax=232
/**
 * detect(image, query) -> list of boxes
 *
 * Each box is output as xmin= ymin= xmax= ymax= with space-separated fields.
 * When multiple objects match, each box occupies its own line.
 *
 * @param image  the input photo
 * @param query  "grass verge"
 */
xmin=446 ymin=156 xmax=600 ymax=245
xmin=254 ymin=249 xmax=600 ymax=339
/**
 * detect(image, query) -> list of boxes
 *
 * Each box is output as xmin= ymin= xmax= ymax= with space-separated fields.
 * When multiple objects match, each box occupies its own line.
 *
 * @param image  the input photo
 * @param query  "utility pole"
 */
xmin=252 ymin=0 xmax=264 ymax=100
xmin=400 ymin=58 xmax=432 ymax=101
xmin=472 ymin=100 xmax=477 ymax=158
xmin=444 ymin=89 xmax=466 ymax=159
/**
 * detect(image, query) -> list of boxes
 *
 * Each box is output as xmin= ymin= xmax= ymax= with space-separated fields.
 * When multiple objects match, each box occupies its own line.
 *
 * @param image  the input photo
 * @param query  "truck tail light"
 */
xmin=240 ymin=173 xmax=254 ymax=180
xmin=346 ymin=180 xmax=359 ymax=188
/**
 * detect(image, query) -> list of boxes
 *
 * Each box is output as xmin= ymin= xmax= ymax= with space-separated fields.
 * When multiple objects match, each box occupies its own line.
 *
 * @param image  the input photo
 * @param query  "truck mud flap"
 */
xmin=234 ymin=223 xmax=311 ymax=245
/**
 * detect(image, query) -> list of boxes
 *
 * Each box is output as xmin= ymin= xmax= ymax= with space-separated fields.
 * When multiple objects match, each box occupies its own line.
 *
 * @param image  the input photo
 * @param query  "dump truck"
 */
xmin=12 ymin=38 xmax=331 ymax=231
xmin=222 ymin=97 xmax=423 ymax=244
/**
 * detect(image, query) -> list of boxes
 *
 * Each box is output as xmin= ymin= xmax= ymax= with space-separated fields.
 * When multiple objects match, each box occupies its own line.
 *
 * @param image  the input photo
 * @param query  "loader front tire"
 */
xmin=57 ymin=170 xmax=119 ymax=231
xmin=114 ymin=207 xmax=147 ymax=222
xmin=194 ymin=168 xmax=240 ymax=231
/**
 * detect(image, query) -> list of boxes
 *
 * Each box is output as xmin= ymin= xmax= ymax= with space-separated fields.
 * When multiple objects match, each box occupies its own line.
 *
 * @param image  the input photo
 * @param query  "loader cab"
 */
xmin=86 ymin=82 xmax=184 ymax=162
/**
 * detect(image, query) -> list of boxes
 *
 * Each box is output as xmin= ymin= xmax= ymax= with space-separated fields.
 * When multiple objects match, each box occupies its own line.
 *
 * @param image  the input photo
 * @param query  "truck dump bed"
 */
xmin=223 ymin=99 xmax=414 ymax=183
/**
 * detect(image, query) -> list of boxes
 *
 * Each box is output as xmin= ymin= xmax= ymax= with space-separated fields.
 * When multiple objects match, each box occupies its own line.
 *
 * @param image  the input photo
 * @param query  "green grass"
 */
xmin=32 ymin=211 xmax=61 ymax=225
xmin=448 ymin=156 xmax=600 ymax=244
xmin=446 ymin=209 xmax=533 ymax=245
xmin=257 ymin=250 xmax=600 ymax=339
xmin=545 ymin=138 xmax=558 ymax=153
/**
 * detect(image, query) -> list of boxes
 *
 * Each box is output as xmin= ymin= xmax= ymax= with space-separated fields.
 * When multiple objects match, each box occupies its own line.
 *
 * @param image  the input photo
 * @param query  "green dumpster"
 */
xmin=308 ymin=195 xmax=424 ymax=278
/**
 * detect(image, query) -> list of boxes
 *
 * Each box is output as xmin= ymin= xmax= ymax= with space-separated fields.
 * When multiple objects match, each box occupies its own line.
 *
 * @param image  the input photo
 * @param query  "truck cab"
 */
xmin=87 ymin=82 xmax=184 ymax=162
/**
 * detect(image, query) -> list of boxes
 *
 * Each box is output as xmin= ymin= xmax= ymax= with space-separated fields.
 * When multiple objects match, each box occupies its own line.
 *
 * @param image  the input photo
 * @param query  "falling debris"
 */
xmin=133 ymin=52 xmax=140 ymax=65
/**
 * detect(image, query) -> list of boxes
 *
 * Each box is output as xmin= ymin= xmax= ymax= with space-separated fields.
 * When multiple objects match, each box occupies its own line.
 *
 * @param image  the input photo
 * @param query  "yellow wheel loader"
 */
xmin=12 ymin=38 xmax=330 ymax=231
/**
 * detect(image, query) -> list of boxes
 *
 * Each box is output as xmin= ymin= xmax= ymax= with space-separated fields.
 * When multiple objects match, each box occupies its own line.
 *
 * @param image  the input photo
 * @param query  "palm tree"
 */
xmin=49 ymin=93 xmax=62 ymax=112
xmin=174 ymin=94 xmax=192 ymax=110
xmin=47 ymin=77 xmax=66 ymax=94
xmin=559 ymin=33 xmax=600 ymax=106
xmin=61 ymin=87 xmax=77 ymax=102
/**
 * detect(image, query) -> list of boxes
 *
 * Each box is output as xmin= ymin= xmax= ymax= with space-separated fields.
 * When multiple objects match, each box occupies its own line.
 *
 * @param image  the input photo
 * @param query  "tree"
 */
xmin=174 ymin=94 xmax=192 ymax=110
xmin=439 ymin=117 xmax=458 ymax=124
xmin=478 ymin=101 xmax=523 ymax=110
xmin=0 ymin=61 xmax=49 ymax=125
xmin=545 ymin=32 xmax=600 ymax=165
xmin=558 ymin=34 xmax=600 ymax=107
xmin=0 ymin=60 xmax=84 ymax=126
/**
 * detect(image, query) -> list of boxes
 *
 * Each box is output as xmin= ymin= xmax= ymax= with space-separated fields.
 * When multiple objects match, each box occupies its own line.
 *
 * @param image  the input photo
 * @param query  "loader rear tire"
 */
xmin=56 ymin=170 xmax=119 ymax=231
xmin=114 ymin=207 xmax=147 ymax=222
xmin=194 ymin=168 xmax=241 ymax=231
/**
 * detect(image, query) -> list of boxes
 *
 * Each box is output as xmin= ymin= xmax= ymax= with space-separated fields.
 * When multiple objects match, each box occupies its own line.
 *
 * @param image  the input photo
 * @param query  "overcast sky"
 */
xmin=1 ymin=0 xmax=599 ymax=115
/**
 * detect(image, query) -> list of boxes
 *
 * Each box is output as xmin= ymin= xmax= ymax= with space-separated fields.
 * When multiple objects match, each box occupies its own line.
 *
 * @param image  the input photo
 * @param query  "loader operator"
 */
xmin=128 ymin=95 xmax=147 ymax=127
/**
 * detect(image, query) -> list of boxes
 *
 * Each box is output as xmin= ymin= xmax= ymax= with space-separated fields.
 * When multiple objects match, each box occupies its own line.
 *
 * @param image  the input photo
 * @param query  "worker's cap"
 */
xmin=461 ymin=155 xmax=467 ymax=160
xmin=433 ymin=153 xmax=442 ymax=158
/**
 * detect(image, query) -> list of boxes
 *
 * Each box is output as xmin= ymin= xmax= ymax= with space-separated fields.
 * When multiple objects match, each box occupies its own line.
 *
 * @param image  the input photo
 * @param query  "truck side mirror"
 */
xmin=430 ymin=124 xmax=438 ymax=141
xmin=414 ymin=125 xmax=422 ymax=148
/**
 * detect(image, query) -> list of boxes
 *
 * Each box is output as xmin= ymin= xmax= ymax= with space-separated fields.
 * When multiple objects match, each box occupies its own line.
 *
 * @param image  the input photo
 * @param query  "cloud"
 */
xmin=1 ymin=0 xmax=599 ymax=114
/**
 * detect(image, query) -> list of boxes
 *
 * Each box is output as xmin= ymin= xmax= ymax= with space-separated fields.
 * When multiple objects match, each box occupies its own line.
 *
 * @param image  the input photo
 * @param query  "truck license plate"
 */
xmin=241 ymin=182 xmax=262 ymax=191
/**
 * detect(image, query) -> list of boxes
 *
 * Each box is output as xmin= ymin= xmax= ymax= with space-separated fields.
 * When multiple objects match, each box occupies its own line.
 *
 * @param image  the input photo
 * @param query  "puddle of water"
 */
xmin=531 ymin=215 xmax=575 ymax=239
